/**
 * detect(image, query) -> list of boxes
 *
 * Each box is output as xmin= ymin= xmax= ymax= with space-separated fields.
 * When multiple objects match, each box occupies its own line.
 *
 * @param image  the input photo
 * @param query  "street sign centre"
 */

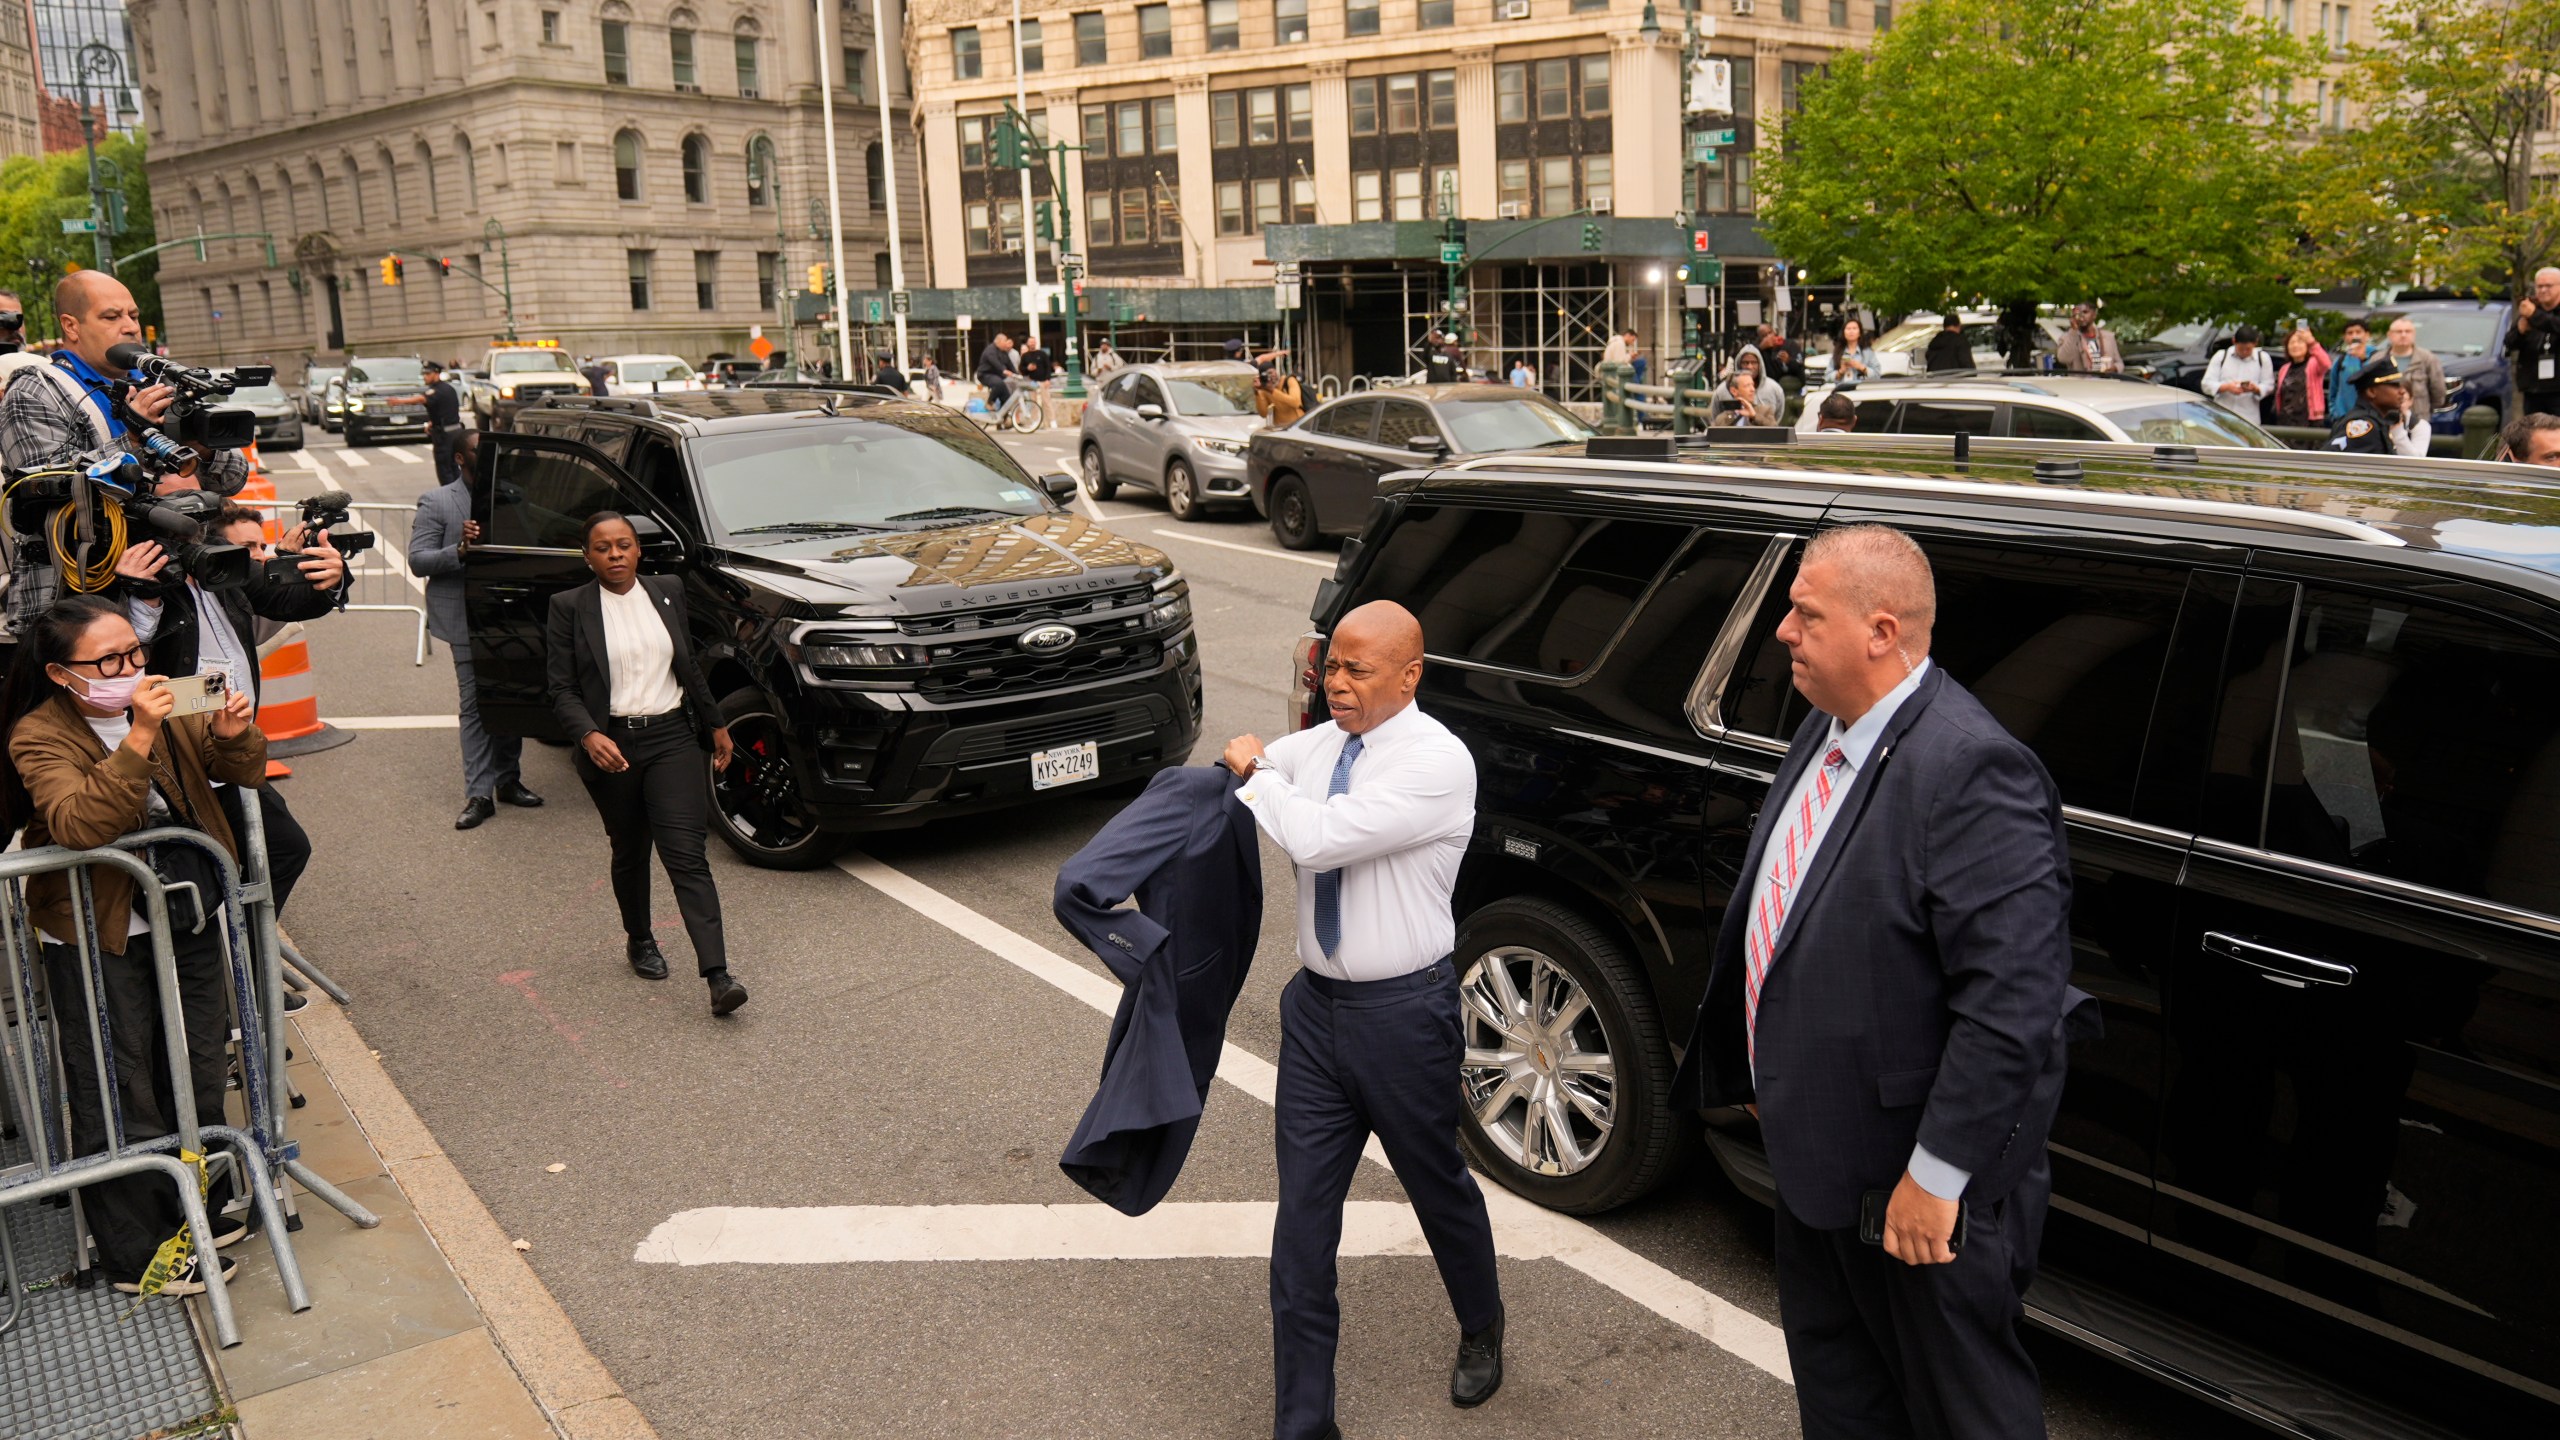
xmin=1439 ymin=243 xmax=1466 ymax=266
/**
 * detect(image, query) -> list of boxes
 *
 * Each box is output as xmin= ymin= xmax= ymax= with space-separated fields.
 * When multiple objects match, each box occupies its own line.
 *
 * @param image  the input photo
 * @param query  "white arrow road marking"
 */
xmin=782 ymin=853 xmax=1795 ymax=1385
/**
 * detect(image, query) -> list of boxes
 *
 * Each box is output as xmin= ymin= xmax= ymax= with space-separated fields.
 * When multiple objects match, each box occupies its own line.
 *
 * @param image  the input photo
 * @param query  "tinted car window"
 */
xmin=2106 ymin=399 xmax=2285 ymax=449
xmin=1374 ymin=401 xmax=1440 ymax=449
xmin=1853 ymin=399 xmax=1895 ymax=431
xmin=1309 ymin=400 xmax=1375 ymax=440
xmin=1360 ymin=505 xmax=1688 ymax=677
xmin=2011 ymin=407 xmax=2106 ymax=442
xmin=1899 ymin=402 xmax=1998 ymax=437
xmin=488 ymin=447 xmax=624 ymax=549
xmin=2208 ymin=585 xmax=2560 ymax=912
xmin=1572 ymin=530 xmax=1775 ymax=740
xmin=1131 ymin=375 xmax=1166 ymax=409
xmin=1103 ymin=374 xmax=1136 ymax=404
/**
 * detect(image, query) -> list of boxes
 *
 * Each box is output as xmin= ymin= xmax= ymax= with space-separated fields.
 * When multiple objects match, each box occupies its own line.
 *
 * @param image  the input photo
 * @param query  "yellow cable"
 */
xmin=48 ymin=494 xmax=126 ymax=593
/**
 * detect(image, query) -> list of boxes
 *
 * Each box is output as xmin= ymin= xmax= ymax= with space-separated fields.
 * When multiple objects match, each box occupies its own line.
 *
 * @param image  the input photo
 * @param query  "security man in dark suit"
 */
xmin=1674 ymin=524 xmax=2081 ymax=1440
xmin=422 ymin=360 xmax=464 ymax=487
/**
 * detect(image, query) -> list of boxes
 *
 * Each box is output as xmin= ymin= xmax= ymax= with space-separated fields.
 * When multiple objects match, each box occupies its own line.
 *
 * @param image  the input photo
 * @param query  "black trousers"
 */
xmin=2523 ymin=390 xmax=2560 ymax=420
xmin=430 ymin=426 xmax=462 ymax=487
xmin=1773 ymin=1160 xmax=2051 ymax=1440
xmin=1271 ymin=961 xmax=1501 ymax=1440
xmin=214 ymin=783 xmax=309 ymax=916
xmin=41 ymin=923 xmax=236 ymax=1282
xmin=572 ymin=717 xmax=725 ymax=975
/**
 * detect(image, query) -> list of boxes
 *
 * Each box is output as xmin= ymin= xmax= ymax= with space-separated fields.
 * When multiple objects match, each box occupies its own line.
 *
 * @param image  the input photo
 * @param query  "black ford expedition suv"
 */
xmin=1308 ymin=431 xmax=2560 ymax=1439
xmin=471 ymin=388 xmax=1202 ymax=867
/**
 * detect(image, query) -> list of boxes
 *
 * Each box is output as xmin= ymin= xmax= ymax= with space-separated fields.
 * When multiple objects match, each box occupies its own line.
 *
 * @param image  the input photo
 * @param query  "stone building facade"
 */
xmin=130 ymin=0 xmax=925 ymax=377
xmin=2 ymin=0 xmax=43 ymax=162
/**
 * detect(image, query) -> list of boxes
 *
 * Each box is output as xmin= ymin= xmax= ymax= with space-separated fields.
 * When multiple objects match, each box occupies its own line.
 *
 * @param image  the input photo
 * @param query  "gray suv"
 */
xmin=1077 ymin=361 xmax=1265 ymax=520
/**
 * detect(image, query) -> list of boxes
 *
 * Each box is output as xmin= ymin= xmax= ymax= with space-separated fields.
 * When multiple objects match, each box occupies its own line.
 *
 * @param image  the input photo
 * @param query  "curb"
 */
xmin=289 ymin=999 xmax=658 ymax=1440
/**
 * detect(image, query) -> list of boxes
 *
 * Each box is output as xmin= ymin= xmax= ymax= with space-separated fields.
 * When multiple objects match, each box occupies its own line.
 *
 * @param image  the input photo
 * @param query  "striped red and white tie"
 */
xmin=1744 ymin=745 xmax=1848 ymax=1072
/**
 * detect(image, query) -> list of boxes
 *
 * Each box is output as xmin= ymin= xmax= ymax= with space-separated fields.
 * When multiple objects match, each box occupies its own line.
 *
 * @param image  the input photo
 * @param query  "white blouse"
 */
xmin=597 ymin=582 xmax=683 ymax=718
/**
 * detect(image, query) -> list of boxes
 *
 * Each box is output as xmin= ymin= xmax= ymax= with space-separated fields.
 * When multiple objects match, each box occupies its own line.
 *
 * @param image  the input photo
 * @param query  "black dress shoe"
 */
xmin=496 ymin=780 xmax=545 ymax=808
xmin=627 ymin=938 xmax=669 ymax=980
xmin=1451 ymin=1313 xmax=1504 ymax=1408
xmin=708 ymin=971 xmax=750 ymax=1016
xmin=454 ymin=796 xmax=495 ymax=830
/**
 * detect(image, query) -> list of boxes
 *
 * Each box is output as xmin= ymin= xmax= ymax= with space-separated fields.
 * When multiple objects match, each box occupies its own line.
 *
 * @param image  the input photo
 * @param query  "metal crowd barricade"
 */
xmin=239 ymin=498 xmax=431 ymax=665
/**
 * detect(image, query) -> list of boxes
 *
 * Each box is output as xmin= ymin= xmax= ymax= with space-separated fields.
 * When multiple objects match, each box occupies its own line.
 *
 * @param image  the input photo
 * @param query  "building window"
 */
xmin=967 ymin=200 xmax=992 ymax=252
xmin=694 ymin=251 xmax=718 ymax=309
xmin=1875 ymin=0 xmax=1893 ymax=28
xmin=1084 ymin=107 xmax=1112 ymax=153
xmin=1346 ymin=0 xmax=1380 ymax=34
xmin=671 ymin=25 xmax=696 ymax=89
xmin=746 ymin=138 xmax=774 ymax=206
xmin=1540 ymin=156 xmax=1572 ymax=215
xmin=681 ymin=134 xmax=709 ymax=202
xmin=1431 ymin=166 xmax=1459 ymax=216
xmin=1119 ymin=101 xmax=1147 ymax=155
xmin=1499 ymin=159 xmax=1529 ymax=213
xmin=1249 ymin=88 xmax=1279 ymax=143
xmin=1253 ymin=178 xmax=1282 ymax=229
xmin=627 ymin=249 xmax=652 ymax=309
xmin=961 ymin=117 xmax=986 ymax=168
xmin=1217 ymin=180 xmax=1244 ymax=235
xmin=734 ymin=29 xmax=760 ymax=96
xmin=1075 ymin=11 xmax=1106 ymax=63
xmin=1829 ymin=0 xmax=1848 ymax=23
xmin=844 ymin=47 xmax=867 ymax=98
xmin=952 ymin=27 xmax=981 ymax=79
xmin=1212 ymin=92 xmax=1239 ymax=146
xmin=1016 ymin=19 xmax=1042 ymax=71
xmin=540 ymin=8 xmax=559 ymax=43
xmin=1581 ymin=54 xmax=1610 ymax=115
xmin=613 ymin=130 xmax=641 ymax=200
xmin=1584 ymin=155 xmax=1611 ymax=211
xmin=1121 ymin=188 xmax=1151 ymax=244
xmin=1206 ymin=0 xmax=1239 ymax=49
xmin=1350 ymin=78 xmax=1379 ymax=135
xmin=1352 ymin=172 xmax=1382 ymax=222
xmin=1418 ymin=0 xmax=1452 ymax=25
xmin=1286 ymin=84 xmax=1312 ymax=140
xmin=865 ymin=141 xmax=885 ymax=208
xmin=1782 ymin=60 xmax=1823 ymax=113
xmin=1780 ymin=0 xmax=1800 ymax=18
xmin=1291 ymin=175 xmax=1317 ymax=223
xmin=1536 ymin=58 xmax=1570 ymax=119
xmin=1138 ymin=3 xmax=1171 ymax=56
xmin=1391 ymin=168 xmax=1423 ymax=220
xmin=1427 ymin=70 xmax=1456 ymax=128
xmin=1496 ymin=63 xmax=1526 ymax=122
xmin=997 ymin=198 xmax=1023 ymax=251
xmin=1276 ymin=0 xmax=1308 ymax=42
xmin=555 ymin=141 xmax=578 ymax=184
xmin=601 ymin=18 xmax=630 ymax=83
xmin=1387 ymin=74 xmax=1419 ymax=131
xmin=1154 ymin=97 xmax=1178 ymax=150
xmin=757 ymin=251 xmax=778 ymax=307
xmin=1573 ymin=0 xmax=1606 ymax=10
xmin=1089 ymin=190 xmax=1116 ymax=245
xmin=1156 ymin=183 xmax=1182 ymax=240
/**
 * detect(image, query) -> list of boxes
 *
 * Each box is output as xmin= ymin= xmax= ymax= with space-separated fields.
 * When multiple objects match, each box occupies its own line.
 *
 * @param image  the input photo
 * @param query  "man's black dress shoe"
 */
xmin=1451 ymin=1314 xmax=1503 ymax=1408
xmin=708 ymin=971 xmax=750 ymax=1016
xmin=628 ymin=938 xmax=669 ymax=980
xmin=454 ymin=796 xmax=495 ymax=830
xmin=496 ymin=780 xmax=545 ymax=808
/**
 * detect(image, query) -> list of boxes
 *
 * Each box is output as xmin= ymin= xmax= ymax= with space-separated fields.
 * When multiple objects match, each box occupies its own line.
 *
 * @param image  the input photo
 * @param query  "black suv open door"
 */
xmin=465 ymin=431 xmax=679 ymax=739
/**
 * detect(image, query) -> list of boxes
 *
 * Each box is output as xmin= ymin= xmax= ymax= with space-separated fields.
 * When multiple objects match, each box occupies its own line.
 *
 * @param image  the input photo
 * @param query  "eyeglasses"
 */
xmin=64 ymin=645 xmax=148 ymax=677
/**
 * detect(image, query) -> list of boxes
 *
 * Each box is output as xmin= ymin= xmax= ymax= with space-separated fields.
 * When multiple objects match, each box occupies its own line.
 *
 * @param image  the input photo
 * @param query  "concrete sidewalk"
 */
xmin=197 ymin=998 xmax=654 ymax=1440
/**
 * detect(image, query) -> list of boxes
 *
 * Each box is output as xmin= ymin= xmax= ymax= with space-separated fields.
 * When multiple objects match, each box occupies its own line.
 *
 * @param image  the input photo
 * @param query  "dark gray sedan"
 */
xmin=1246 ymin=385 xmax=1593 ymax=548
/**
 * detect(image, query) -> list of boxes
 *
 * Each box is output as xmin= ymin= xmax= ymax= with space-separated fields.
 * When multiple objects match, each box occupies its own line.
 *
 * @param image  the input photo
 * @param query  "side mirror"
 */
xmin=1136 ymin=403 xmax=1165 ymax=421
xmin=624 ymin=512 xmax=685 ymax=561
xmin=1405 ymin=433 xmax=1449 ymax=454
xmin=1041 ymin=472 xmax=1078 ymax=502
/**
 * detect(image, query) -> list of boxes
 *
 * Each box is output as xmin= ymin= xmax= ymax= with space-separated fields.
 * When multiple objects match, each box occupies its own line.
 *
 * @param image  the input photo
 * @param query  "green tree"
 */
xmin=2297 ymin=0 xmax=2560 ymax=296
xmin=1756 ymin=0 xmax=2314 ymax=334
xmin=0 ymin=132 xmax=159 ymax=339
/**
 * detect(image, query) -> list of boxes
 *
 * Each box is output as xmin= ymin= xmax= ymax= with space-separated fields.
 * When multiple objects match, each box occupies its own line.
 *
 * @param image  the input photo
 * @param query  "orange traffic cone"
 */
xmin=254 ymin=622 xmax=355 ymax=778
xmin=238 ymin=445 xmax=283 ymax=542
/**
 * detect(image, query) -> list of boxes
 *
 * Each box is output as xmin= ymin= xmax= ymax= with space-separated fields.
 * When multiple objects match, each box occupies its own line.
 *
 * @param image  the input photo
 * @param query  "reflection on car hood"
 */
xmin=722 ymin=512 xmax=1172 ymax=611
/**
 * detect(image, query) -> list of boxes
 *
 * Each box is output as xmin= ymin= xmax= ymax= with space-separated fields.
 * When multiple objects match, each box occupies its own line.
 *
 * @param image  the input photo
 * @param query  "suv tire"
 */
xmin=708 ymin=687 xmax=840 ymax=870
xmin=1453 ymin=896 xmax=1689 ymax=1215
xmin=1268 ymin=475 xmax=1320 ymax=550
xmin=1081 ymin=444 xmax=1118 ymax=501
xmin=1165 ymin=459 xmax=1202 ymax=521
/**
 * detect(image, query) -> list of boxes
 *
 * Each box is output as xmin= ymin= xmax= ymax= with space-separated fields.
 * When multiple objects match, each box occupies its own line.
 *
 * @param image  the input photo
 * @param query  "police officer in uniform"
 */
xmin=2328 ymin=354 xmax=2420 ymax=456
xmin=423 ymin=360 xmax=465 ymax=487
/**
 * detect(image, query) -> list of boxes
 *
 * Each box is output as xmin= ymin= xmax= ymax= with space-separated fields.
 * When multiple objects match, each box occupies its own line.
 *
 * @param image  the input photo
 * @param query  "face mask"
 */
xmin=57 ymin=669 xmax=139 ymax=711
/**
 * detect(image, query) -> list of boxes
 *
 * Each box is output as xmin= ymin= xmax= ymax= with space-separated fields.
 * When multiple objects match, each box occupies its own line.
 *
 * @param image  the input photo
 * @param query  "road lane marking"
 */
xmin=332 ymin=447 xmax=372 ymax=468
xmin=330 ymin=714 xmax=459 ymax=728
xmin=380 ymin=445 xmax=428 ymax=463
xmin=1145 ymin=529 xmax=1335 ymax=571
xmin=829 ymin=851 xmax=1794 ymax=1384
xmin=640 ymin=1202 xmax=1436 ymax=1266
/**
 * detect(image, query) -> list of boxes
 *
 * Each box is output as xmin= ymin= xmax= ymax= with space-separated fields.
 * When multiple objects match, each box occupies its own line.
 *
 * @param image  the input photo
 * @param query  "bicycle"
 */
xmin=976 ymin=381 xmax=1046 ymax=434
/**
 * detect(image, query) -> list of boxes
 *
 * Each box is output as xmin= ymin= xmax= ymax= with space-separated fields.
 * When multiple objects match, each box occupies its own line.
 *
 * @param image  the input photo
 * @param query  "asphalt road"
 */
xmin=261 ymin=421 xmax=2259 ymax=1439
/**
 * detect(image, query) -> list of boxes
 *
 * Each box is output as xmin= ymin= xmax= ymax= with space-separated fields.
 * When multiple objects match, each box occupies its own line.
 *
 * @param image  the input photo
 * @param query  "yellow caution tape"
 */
xmin=133 ymin=1148 xmax=212 ymax=1299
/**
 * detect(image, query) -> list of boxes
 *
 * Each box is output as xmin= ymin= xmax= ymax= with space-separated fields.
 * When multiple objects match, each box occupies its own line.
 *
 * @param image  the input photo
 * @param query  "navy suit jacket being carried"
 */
xmin=1673 ymin=666 xmax=2096 ymax=1232
xmin=1054 ymin=765 xmax=1262 ymax=1216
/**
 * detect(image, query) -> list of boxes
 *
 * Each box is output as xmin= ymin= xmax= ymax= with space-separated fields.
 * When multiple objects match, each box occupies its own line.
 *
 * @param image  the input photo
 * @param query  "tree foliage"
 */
xmin=1757 ymin=0 xmax=2313 ymax=332
xmin=2296 ymin=0 xmax=2560 ymax=295
xmin=0 ymin=132 xmax=160 ymax=339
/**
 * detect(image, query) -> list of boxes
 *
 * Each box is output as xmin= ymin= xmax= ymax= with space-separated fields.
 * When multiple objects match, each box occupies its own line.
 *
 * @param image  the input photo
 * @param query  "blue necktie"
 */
xmin=1312 ymin=734 xmax=1364 ymax=958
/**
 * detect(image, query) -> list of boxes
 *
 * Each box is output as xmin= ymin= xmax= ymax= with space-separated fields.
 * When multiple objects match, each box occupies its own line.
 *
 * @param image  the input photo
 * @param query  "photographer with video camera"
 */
xmin=1 ymin=273 xmax=251 ymax=636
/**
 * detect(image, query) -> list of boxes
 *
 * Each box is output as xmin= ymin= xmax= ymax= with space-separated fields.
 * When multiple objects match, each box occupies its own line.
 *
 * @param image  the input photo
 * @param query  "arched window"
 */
xmin=746 ymin=135 xmax=775 ymax=208
xmin=456 ymin=133 xmax=478 ymax=210
xmin=416 ymin=140 xmax=440 ymax=215
xmin=865 ymin=140 xmax=884 ymax=211
xmin=378 ymin=144 xmax=403 ymax=225
xmin=345 ymin=156 xmax=367 ymax=231
xmin=614 ymin=129 xmax=643 ymax=201
xmin=309 ymin=159 xmax=332 ymax=230
xmin=681 ymin=133 xmax=710 ymax=204
xmin=274 ymin=168 xmax=298 ymax=237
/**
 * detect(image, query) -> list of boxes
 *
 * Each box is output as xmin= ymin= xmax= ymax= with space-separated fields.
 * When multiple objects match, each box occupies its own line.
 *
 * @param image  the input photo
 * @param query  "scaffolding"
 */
xmin=1290 ymin=262 xmax=1629 ymax=404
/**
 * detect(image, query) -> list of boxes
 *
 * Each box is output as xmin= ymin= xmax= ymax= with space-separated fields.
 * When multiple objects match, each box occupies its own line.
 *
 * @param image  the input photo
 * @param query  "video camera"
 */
xmin=91 ymin=455 xmax=254 ymax=592
xmin=295 ymin=489 xmax=375 ymax=556
xmin=105 ymin=342 xmax=266 ymax=454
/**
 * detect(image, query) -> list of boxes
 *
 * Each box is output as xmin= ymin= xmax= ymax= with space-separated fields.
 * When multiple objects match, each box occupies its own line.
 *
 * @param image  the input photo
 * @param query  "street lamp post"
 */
xmin=74 ymin=42 xmax=127 ymax=271
xmin=482 ymin=219 xmax=517 ymax=340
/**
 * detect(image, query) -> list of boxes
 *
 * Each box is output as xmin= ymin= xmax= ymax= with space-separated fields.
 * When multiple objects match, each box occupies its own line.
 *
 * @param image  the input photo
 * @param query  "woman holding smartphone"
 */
xmin=0 ymin=594 xmax=266 ymax=1295
xmin=546 ymin=512 xmax=747 ymax=1016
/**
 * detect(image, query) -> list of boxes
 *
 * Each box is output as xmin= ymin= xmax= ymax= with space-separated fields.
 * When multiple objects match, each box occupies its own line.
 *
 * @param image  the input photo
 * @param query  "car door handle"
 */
xmin=2201 ymin=931 xmax=2356 ymax=988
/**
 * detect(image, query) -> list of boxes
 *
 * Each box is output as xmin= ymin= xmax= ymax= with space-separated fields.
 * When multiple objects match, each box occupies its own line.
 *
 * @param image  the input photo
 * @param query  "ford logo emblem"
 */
xmin=1019 ymin=623 xmax=1078 ymax=654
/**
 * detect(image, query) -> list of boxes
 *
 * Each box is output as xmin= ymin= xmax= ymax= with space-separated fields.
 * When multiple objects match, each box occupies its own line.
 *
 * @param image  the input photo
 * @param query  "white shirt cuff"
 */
xmin=1908 ymin=1143 xmax=1970 ymax=1201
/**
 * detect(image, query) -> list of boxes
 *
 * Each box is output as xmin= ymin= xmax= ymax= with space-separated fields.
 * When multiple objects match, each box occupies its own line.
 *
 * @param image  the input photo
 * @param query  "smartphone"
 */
xmin=1858 ymin=1188 xmax=1967 ymax=1255
xmin=163 ymin=672 xmax=228 ymax=717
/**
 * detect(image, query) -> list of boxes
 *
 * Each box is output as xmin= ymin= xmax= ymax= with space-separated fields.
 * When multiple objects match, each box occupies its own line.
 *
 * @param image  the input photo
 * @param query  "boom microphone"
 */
xmin=105 ymin=341 xmax=150 ymax=371
xmin=304 ymin=488 xmax=353 ymax=512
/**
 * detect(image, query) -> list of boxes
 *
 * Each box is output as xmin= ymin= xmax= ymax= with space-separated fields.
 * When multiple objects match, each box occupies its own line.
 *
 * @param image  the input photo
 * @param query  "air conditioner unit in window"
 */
xmin=1497 ymin=201 xmax=1525 ymax=218
xmin=1731 ymin=0 xmax=1755 ymax=13
xmin=1589 ymin=197 xmax=1612 ymax=214
xmin=1501 ymin=0 xmax=1532 ymax=17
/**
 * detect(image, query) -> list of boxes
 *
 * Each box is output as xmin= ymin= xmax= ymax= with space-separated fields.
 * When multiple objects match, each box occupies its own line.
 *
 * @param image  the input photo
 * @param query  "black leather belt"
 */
xmin=606 ymin=709 xmax=683 ymax=731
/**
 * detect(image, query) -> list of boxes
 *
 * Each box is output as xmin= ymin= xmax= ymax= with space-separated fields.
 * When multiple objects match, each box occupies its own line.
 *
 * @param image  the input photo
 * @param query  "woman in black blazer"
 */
xmin=545 ymin=512 xmax=747 ymax=1015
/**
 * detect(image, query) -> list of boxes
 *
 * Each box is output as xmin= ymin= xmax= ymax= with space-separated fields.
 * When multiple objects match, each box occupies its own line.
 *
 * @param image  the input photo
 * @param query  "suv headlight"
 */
xmin=802 ymin=639 xmax=927 ymax=667
xmin=1193 ymin=436 xmax=1249 ymax=458
xmin=1150 ymin=574 xmax=1192 ymax=631
xmin=498 ymin=383 xmax=518 ymax=398
xmin=346 ymin=397 xmax=366 ymax=412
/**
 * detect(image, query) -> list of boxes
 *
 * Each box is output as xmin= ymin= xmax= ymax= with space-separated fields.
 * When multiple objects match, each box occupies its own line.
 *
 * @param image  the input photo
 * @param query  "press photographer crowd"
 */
xmin=0 ymin=272 xmax=358 ymax=1298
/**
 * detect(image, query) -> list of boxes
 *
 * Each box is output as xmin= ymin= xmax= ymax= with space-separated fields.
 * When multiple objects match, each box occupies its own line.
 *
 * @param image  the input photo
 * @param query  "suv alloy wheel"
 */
xmin=708 ymin=687 xmax=838 ymax=869
xmin=1080 ymin=444 xmax=1118 ymax=501
xmin=1453 ymin=897 xmax=1689 ymax=1214
xmin=1165 ymin=459 xmax=1201 ymax=521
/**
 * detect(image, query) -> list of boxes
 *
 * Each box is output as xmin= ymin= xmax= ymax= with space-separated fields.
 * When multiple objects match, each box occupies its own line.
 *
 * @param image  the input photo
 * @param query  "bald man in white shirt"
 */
xmin=1224 ymin=600 xmax=1505 ymax=1440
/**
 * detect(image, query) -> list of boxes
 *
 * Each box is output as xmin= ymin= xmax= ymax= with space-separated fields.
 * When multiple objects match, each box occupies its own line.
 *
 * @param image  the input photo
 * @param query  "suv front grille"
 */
xmin=944 ymin=700 xmax=1165 ymax=764
xmin=916 ymin=638 xmax=1162 ymax=703
xmin=899 ymin=585 xmax=1150 ymax=637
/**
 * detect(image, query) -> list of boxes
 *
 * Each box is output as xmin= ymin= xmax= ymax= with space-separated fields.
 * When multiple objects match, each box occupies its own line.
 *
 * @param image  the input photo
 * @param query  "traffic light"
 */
xmin=1691 ymin=229 xmax=1713 ymax=253
xmin=806 ymin=262 xmax=827 ymax=294
xmin=1580 ymin=221 xmax=1603 ymax=252
xmin=379 ymin=255 xmax=401 ymax=286
xmin=1034 ymin=200 xmax=1055 ymax=242
xmin=435 ymin=256 xmax=453 ymax=277
xmin=992 ymin=116 xmax=1025 ymax=169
